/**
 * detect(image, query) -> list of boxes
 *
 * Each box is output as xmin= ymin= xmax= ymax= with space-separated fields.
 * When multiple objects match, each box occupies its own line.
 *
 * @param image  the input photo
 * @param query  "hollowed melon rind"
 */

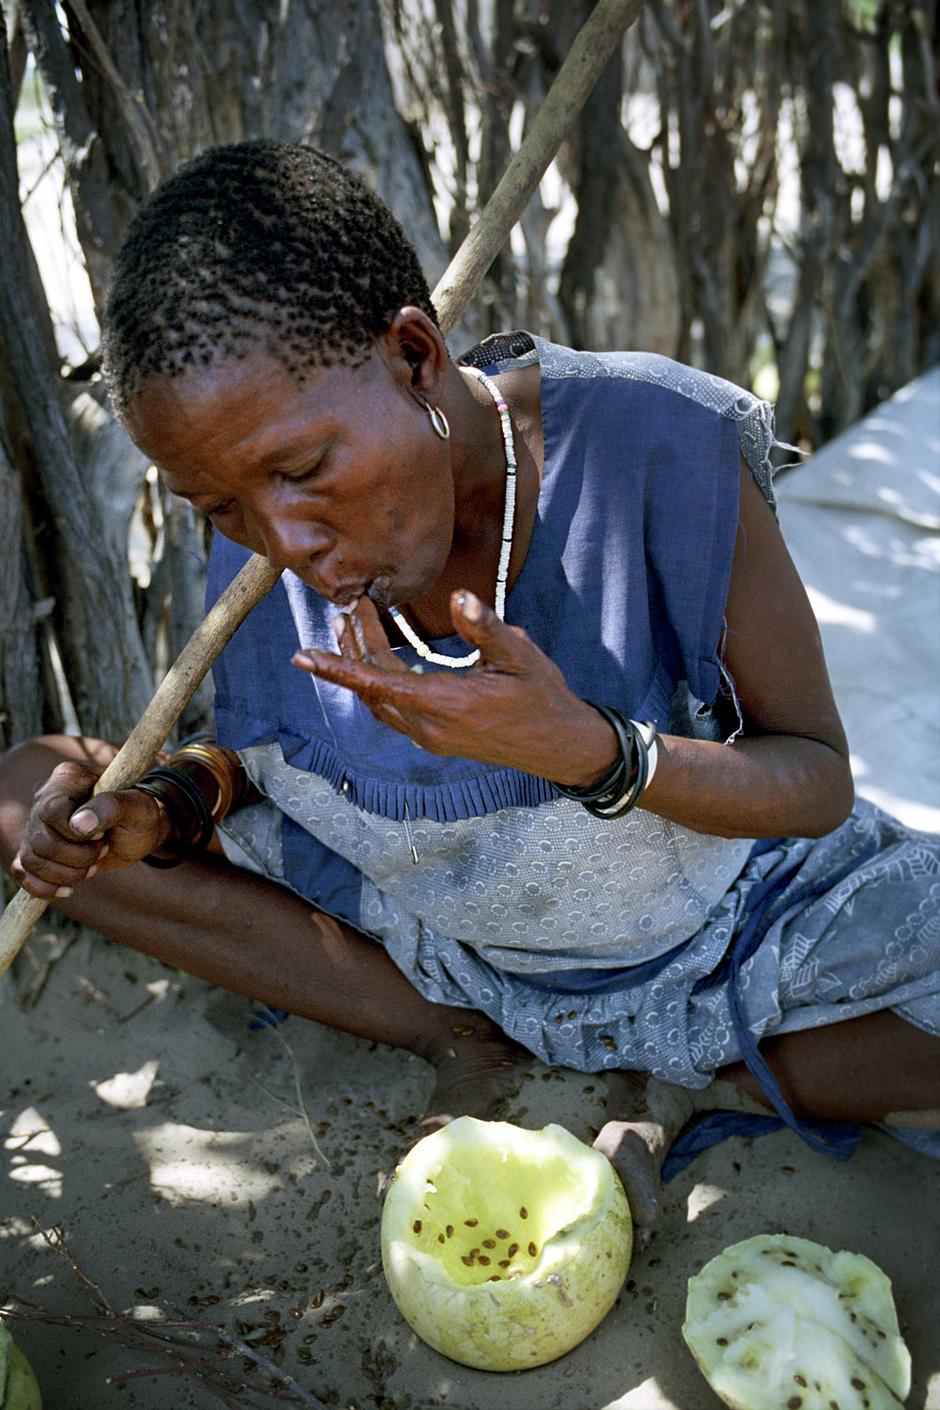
xmin=682 ymin=1234 xmax=911 ymax=1410
xmin=381 ymin=1117 xmax=633 ymax=1371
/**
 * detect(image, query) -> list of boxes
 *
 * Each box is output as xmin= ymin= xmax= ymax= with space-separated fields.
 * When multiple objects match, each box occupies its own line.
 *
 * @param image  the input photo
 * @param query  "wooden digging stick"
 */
xmin=0 ymin=0 xmax=645 ymax=976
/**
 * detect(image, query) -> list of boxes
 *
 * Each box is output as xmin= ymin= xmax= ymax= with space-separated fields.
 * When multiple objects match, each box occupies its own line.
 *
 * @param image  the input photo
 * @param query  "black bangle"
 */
xmin=136 ymin=765 xmax=215 ymax=867
xmin=555 ymin=702 xmax=655 ymax=819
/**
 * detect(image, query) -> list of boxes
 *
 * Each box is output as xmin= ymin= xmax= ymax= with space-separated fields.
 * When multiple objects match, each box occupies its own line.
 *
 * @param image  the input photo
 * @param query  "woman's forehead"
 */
xmin=124 ymin=347 xmax=385 ymax=480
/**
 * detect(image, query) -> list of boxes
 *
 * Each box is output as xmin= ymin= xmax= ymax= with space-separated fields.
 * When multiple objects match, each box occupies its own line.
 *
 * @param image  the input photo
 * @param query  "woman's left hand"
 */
xmin=291 ymin=590 xmax=617 ymax=788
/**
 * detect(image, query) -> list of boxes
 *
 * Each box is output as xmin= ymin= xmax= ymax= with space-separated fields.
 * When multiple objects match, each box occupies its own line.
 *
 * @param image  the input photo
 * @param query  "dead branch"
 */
xmin=0 ymin=1223 xmax=327 ymax=1408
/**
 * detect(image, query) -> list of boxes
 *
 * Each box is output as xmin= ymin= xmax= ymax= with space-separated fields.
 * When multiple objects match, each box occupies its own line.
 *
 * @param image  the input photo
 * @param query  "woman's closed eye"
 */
xmin=283 ymin=453 xmax=329 ymax=487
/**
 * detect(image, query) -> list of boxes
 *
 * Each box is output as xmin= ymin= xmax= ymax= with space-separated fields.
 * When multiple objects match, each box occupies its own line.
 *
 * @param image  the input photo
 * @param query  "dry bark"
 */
xmin=0 ymin=419 xmax=42 ymax=749
xmin=0 ymin=7 xmax=152 ymax=741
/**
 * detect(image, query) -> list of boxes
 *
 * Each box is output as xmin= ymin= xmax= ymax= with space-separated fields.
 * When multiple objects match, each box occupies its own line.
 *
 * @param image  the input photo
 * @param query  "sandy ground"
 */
xmin=1 ymin=937 xmax=938 ymax=1410
xmin=2 ymin=372 xmax=938 ymax=1409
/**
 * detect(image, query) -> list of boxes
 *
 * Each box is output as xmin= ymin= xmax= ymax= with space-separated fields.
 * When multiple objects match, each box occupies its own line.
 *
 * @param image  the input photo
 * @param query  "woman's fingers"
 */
xmin=14 ymin=758 xmax=167 ymax=895
xmin=32 ymin=760 xmax=105 ymax=838
xmin=292 ymin=588 xmax=579 ymax=771
xmin=449 ymin=590 xmax=532 ymax=669
xmin=292 ymin=646 xmax=429 ymax=707
xmin=343 ymin=596 xmax=410 ymax=669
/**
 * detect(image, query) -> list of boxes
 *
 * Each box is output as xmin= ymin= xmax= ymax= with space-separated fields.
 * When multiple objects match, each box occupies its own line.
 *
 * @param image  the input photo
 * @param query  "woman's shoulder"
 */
xmin=542 ymin=340 xmax=779 ymax=511
xmin=461 ymin=333 xmax=778 ymax=505
xmin=534 ymin=339 xmax=763 ymax=423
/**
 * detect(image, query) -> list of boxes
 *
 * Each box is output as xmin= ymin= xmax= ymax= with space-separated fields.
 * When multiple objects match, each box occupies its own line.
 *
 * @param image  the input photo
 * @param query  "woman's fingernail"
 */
xmin=331 ymin=615 xmax=348 ymax=643
xmin=70 ymin=809 xmax=98 ymax=835
xmin=86 ymin=865 xmax=98 ymax=879
xmin=55 ymin=885 xmax=73 ymax=898
xmin=457 ymin=590 xmax=482 ymax=622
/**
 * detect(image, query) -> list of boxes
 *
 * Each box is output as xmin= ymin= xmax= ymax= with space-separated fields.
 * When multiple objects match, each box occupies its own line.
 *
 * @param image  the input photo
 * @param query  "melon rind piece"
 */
xmin=682 ymin=1234 xmax=911 ymax=1410
xmin=0 ymin=1324 xmax=43 ymax=1410
xmin=380 ymin=1116 xmax=633 ymax=1370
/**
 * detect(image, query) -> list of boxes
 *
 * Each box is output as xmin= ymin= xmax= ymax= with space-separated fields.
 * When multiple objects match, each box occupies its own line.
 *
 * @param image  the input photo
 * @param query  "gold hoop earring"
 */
xmin=419 ymin=395 xmax=450 ymax=441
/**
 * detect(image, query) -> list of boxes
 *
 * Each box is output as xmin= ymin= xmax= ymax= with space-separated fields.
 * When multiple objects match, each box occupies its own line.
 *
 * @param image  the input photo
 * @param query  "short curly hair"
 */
xmin=102 ymin=140 xmax=438 ymax=418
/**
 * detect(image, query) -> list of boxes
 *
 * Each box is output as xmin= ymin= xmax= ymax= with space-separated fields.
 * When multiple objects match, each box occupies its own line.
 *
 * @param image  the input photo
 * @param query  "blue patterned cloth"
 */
xmin=209 ymin=336 xmax=940 ymax=1129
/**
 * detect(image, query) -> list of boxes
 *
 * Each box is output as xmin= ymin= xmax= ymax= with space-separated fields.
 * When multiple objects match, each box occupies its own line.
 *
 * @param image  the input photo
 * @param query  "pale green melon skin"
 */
xmin=381 ymin=1117 xmax=633 ymax=1371
xmin=0 ymin=1326 xmax=43 ymax=1410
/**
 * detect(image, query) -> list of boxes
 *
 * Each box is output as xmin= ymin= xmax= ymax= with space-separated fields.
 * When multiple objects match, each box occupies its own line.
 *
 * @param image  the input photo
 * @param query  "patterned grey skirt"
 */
xmin=219 ymin=753 xmax=940 ymax=1093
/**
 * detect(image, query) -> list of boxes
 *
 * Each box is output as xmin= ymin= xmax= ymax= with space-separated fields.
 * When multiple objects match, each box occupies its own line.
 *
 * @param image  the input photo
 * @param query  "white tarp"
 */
xmin=776 ymin=367 xmax=940 ymax=831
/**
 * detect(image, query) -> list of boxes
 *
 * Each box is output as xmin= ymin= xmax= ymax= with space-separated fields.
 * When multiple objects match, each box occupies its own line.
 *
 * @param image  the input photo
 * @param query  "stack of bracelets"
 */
xmin=554 ymin=701 xmax=658 ymax=819
xmin=136 ymin=736 xmax=249 ymax=867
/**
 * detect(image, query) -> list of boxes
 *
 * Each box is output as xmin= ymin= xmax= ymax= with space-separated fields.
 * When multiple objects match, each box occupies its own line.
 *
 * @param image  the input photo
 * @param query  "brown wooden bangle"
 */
xmin=169 ymin=741 xmax=247 ymax=821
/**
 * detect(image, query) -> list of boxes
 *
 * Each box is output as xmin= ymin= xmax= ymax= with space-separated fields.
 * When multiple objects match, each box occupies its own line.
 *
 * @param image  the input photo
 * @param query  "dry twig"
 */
xmin=0 ymin=1223 xmax=326 ymax=1408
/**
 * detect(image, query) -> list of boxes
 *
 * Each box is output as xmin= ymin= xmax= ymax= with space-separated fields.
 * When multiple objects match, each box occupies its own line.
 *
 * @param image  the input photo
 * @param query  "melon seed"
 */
xmin=794 ymin=1377 xmax=808 ymax=1388
xmin=437 ymin=1233 xmax=445 ymax=1244
xmin=499 ymin=1259 xmax=511 ymax=1268
xmin=445 ymin=1225 xmax=454 ymax=1238
xmin=478 ymin=1255 xmax=491 ymax=1266
xmin=482 ymin=1239 xmax=496 ymax=1249
xmin=412 ymin=1220 xmax=422 ymax=1233
xmin=488 ymin=1275 xmax=501 ymax=1282
xmin=464 ymin=1218 xmax=478 ymax=1227
xmin=460 ymin=1255 xmax=473 ymax=1266
xmin=716 ymin=1338 xmax=728 ymax=1346
xmin=528 ymin=1242 xmax=538 ymax=1257
xmin=495 ymin=1228 xmax=510 ymax=1239
xmin=851 ymin=1381 xmax=865 ymax=1392
xmin=519 ymin=1207 xmax=529 ymax=1219
xmin=787 ymin=1400 xmax=802 ymax=1409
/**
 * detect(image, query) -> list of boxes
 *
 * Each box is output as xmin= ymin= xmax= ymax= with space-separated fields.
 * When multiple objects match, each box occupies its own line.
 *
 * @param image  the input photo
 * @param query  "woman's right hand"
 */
xmin=10 ymin=760 xmax=171 ymax=898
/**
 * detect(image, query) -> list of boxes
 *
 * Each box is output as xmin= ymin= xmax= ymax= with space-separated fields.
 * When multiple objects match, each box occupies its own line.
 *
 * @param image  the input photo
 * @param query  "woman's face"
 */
xmin=124 ymin=339 xmax=456 ymax=609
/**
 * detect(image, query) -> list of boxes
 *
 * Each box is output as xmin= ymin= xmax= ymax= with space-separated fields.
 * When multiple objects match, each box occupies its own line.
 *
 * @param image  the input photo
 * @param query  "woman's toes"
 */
xmin=592 ymin=1119 xmax=661 ymax=1231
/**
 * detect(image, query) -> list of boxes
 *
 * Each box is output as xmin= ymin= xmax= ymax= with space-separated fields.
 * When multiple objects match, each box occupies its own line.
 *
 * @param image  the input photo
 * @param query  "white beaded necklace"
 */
xmin=388 ymin=366 xmax=517 ymax=669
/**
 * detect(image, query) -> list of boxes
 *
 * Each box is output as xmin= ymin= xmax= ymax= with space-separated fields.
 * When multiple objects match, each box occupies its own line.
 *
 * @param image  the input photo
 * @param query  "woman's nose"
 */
xmin=256 ymin=513 xmax=333 ymax=577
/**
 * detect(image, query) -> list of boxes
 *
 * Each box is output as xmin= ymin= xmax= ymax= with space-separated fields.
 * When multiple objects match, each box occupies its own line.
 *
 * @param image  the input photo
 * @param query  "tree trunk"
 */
xmin=0 ymin=421 xmax=42 ymax=750
xmin=0 ymin=8 xmax=153 ymax=741
xmin=4 ymin=0 xmax=451 ymax=748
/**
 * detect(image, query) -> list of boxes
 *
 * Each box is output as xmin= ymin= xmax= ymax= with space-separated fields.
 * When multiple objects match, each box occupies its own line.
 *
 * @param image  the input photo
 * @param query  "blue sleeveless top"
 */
xmin=206 ymin=335 xmax=776 ymax=938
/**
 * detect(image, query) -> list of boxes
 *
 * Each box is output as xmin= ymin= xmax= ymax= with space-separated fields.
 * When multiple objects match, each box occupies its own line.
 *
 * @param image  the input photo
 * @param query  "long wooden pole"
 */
xmin=0 ymin=0 xmax=644 ymax=976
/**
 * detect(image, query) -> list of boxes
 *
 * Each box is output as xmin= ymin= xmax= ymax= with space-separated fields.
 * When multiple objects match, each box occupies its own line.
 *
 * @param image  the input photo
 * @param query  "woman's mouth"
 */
xmin=329 ymin=583 xmax=367 ymax=607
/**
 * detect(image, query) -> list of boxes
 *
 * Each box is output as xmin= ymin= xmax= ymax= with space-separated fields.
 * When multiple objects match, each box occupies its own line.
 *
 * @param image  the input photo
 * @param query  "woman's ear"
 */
xmin=382 ymin=307 xmax=448 ymax=399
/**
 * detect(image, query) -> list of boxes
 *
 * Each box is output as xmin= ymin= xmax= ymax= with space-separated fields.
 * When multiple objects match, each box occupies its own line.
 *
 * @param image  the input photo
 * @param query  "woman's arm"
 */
xmin=638 ymin=462 xmax=854 ymax=838
xmin=292 ymin=462 xmax=854 ymax=840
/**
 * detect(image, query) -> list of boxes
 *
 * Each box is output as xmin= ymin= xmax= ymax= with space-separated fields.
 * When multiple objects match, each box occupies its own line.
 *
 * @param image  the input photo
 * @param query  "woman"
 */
xmin=1 ymin=142 xmax=937 ymax=1224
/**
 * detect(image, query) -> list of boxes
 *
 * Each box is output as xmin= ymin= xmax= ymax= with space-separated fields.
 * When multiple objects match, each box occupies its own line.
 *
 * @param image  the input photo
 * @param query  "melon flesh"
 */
xmin=682 ymin=1234 xmax=911 ymax=1410
xmin=380 ymin=1116 xmax=633 ymax=1370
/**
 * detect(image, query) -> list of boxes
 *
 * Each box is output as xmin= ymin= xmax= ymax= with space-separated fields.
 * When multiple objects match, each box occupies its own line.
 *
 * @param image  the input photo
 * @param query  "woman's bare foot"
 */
xmin=377 ymin=1022 xmax=531 ymax=1198
xmin=419 ymin=1021 xmax=531 ymax=1132
xmin=592 ymin=1072 xmax=696 ymax=1234
xmin=595 ymin=1070 xmax=771 ymax=1235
